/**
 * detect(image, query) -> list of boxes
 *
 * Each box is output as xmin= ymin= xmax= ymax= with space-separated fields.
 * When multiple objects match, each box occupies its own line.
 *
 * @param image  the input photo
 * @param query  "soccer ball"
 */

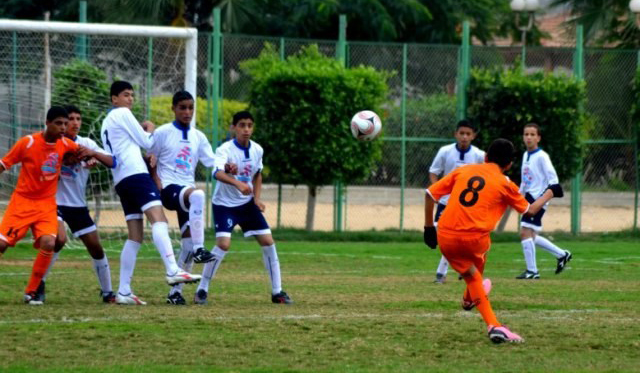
xmin=350 ymin=110 xmax=381 ymax=141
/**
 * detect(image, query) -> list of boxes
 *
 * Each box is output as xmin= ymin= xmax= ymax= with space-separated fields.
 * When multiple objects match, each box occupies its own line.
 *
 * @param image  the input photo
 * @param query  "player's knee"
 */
xmin=189 ymin=189 xmax=205 ymax=205
xmin=520 ymin=229 xmax=533 ymax=240
xmin=40 ymin=237 xmax=56 ymax=252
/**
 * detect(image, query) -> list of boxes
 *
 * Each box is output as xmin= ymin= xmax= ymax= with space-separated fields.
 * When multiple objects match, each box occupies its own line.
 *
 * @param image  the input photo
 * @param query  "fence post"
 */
xmin=571 ymin=25 xmax=584 ymax=235
xmin=76 ymin=1 xmax=87 ymax=61
xmin=634 ymin=117 xmax=639 ymax=232
xmin=333 ymin=14 xmax=347 ymax=232
xmin=456 ymin=21 xmax=470 ymax=121
xmin=207 ymin=8 xmax=222 ymax=228
xmin=399 ymin=43 xmax=407 ymax=232
xmin=276 ymin=37 xmax=286 ymax=228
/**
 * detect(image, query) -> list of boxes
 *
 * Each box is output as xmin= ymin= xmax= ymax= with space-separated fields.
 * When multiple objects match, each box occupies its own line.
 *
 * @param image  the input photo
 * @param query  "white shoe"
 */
xmin=116 ymin=293 xmax=147 ymax=305
xmin=166 ymin=270 xmax=201 ymax=286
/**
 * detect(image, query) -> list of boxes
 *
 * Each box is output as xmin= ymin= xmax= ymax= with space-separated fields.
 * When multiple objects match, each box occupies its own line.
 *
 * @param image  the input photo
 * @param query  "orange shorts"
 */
xmin=438 ymin=231 xmax=491 ymax=275
xmin=0 ymin=193 xmax=57 ymax=247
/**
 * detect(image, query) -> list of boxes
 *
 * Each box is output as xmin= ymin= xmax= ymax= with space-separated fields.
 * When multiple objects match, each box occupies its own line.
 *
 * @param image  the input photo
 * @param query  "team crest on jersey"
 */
xmin=237 ymin=163 xmax=252 ymax=183
xmin=175 ymin=146 xmax=192 ymax=172
xmin=41 ymin=153 xmax=59 ymax=180
xmin=60 ymin=165 xmax=78 ymax=179
xmin=522 ymin=166 xmax=533 ymax=187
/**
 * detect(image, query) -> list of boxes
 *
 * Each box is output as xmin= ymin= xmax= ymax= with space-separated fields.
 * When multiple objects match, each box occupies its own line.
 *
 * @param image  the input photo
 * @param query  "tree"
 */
xmin=241 ymin=44 xmax=388 ymax=230
xmin=551 ymin=0 xmax=640 ymax=48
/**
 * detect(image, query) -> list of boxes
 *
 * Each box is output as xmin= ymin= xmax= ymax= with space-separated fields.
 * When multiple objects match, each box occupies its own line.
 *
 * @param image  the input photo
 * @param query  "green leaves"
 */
xmin=241 ymin=44 xmax=388 ymax=188
xmin=467 ymin=65 xmax=588 ymax=182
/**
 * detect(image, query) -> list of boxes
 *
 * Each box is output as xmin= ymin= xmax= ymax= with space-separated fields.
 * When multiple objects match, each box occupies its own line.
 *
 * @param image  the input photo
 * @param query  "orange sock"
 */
xmin=25 ymin=249 xmax=53 ymax=294
xmin=463 ymin=270 xmax=500 ymax=327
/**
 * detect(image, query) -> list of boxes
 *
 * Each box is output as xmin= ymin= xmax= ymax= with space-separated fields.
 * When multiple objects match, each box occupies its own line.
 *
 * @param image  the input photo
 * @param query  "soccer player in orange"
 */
xmin=0 ymin=106 xmax=79 ymax=305
xmin=423 ymin=138 xmax=563 ymax=343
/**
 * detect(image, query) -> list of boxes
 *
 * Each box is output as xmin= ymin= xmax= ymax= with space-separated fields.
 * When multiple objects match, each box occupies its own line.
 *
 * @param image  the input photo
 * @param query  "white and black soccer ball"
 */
xmin=350 ymin=110 xmax=382 ymax=141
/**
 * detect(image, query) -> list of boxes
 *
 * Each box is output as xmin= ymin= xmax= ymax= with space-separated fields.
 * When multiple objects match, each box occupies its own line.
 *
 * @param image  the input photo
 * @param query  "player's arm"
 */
xmin=429 ymin=172 xmax=439 ymax=186
xmin=76 ymin=145 xmax=115 ymax=168
xmin=120 ymin=109 xmax=154 ymax=150
xmin=0 ymin=136 xmax=28 ymax=175
xmin=253 ymin=171 xmax=265 ymax=212
xmin=423 ymin=191 xmax=437 ymax=249
xmin=214 ymin=169 xmax=251 ymax=195
xmin=526 ymin=188 xmax=555 ymax=216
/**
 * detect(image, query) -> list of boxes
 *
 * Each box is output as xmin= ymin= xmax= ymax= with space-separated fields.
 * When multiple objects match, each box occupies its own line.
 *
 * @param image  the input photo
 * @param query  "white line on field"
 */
xmin=0 ymin=308 xmax=615 ymax=326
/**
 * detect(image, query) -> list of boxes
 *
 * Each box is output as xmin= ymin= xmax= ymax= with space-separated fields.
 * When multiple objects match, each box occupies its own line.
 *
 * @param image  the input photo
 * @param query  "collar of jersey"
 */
xmin=526 ymin=148 xmax=541 ymax=161
xmin=233 ymin=138 xmax=250 ymax=150
xmin=172 ymin=121 xmax=190 ymax=140
xmin=455 ymin=143 xmax=471 ymax=160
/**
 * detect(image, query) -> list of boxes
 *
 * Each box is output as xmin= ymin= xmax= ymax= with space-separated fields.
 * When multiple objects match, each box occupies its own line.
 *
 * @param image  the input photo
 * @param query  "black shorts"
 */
xmin=57 ymin=205 xmax=96 ymax=237
xmin=213 ymin=199 xmax=270 ymax=238
xmin=435 ymin=203 xmax=446 ymax=223
xmin=520 ymin=193 xmax=546 ymax=231
xmin=161 ymin=184 xmax=190 ymax=234
xmin=114 ymin=173 xmax=162 ymax=221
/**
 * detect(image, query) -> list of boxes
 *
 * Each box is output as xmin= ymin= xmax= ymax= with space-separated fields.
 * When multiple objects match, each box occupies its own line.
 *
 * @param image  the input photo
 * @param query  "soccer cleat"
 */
xmin=462 ymin=278 xmax=493 ymax=311
xmin=515 ymin=270 xmax=540 ymax=279
xmin=194 ymin=289 xmax=208 ymax=305
xmin=166 ymin=291 xmax=186 ymax=305
xmin=433 ymin=273 xmax=446 ymax=284
xmin=23 ymin=292 xmax=44 ymax=305
xmin=555 ymin=251 xmax=573 ymax=274
xmin=116 ymin=293 xmax=147 ymax=305
xmin=166 ymin=270 xmax=201 ymax=286
xmin=192 ymin=247 xmax=216 ymax=264
xmin=488 ymin=325 xmax=524 ymax=344
xmin=102 ymin=291 xmax=116 ymax=304
xmin=272 ymin=291 xmax=293 ymax=304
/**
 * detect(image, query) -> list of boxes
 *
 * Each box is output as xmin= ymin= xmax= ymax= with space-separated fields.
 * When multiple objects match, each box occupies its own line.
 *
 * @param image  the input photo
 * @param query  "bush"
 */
xmin=466 ymin=65 xmax=588 ymax=183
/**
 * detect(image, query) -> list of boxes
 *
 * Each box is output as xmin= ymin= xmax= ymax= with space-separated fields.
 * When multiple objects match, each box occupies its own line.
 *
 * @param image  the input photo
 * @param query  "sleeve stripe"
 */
xmin=425 ymin=189 xmax=436 ymax=201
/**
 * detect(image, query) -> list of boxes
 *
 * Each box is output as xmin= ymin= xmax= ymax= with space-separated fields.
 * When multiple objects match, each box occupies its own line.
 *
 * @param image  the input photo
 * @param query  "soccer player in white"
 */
xmin=428 ymin=120 xmax=485 ymax=284
xmin=147 ymin=90 xmax=218 ymax=305
xmin=193 ymin=111 xmax=292 ymax=305
xmin=35 ymin=105 xmax=117 ymax=303
xmin=101 ymin=81 xmax=200 ymax=305
xmin=516 ymin=123 xmax=572 ymax=279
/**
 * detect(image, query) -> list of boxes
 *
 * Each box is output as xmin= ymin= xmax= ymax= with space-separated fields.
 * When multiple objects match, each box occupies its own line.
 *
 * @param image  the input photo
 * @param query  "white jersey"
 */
xmin=520 ymin=148 xmax=559 ymax=199
xmin=212 ymin=139 xmax=263 ymax=207
xmin=56 ymin=136 xmax=112 ymax=207
xmin=100 ymin=107 xmax=153 ymax=186
xmin=429 ymin=143 xmax=485 ymax=205
xmin=148 ymin=122 xmax=216 ymax=189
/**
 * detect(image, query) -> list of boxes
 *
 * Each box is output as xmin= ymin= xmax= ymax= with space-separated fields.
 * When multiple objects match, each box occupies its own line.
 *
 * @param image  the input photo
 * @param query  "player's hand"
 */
xmin=423 ymin=226 xmax=437 ymax=249
xmin=142 ymin=120 xmax=155 ymax=133
xmin=547 ymin=184 xmax=564 ymax=198
xmin=63 ymin=151 xmax=80 ymax=166
xmin=147 ymin=154 xmax=158 ymax=168
xmin=76 ymin=145 xmax=96 ymax=160
xmin=83 ymin=158 xmax=98 ymax=168
xmin=255 ymin=199 xmax=266 ymax=212
xmin=225 ymin=162 xmax=238 ymax=175
xmin=237 ymin=182 xmax=252 ymax=195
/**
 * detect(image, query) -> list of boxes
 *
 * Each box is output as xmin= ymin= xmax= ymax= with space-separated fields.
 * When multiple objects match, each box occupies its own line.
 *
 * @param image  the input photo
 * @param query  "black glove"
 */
xmin=423 ymin=226 xmax=437 ymax=249
xmin=547 ymin=184 xmax=564 ymax=198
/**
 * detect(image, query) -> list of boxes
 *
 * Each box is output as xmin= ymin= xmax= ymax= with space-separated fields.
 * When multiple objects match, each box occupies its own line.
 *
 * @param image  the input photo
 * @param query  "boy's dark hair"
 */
xmin=172 ymin=90 xmax=194 ymax=106
xmin=110 ymin=80 xmax=133 ymax=98
xmin=487 ymin=138 xmax=515 ymax=168
xmin=64 ymin=104 xmax=81 ymax=116
xmin=46 ymin=106 xmax=68 ymax=122
xmin=524 ymin=122 xmax=541 ymax=136
xmin=232 ymin=111 xmax=254 ymax=126
xmin=456 ymin=119 xmax=476 ymax=132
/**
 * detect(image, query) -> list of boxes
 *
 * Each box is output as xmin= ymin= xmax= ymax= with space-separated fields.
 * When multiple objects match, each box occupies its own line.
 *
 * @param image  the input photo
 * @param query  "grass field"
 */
xmin=0 ymin=233 xmax=638 ymax=372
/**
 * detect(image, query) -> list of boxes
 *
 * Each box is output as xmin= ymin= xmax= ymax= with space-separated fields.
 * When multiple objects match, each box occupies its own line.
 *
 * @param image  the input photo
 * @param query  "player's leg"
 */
xmin=432 ymin=203 xmax=448 ymax=283
xmin=25 ymin=202 xmax=59 ymax=305
xmin=79 ymin=230 xmax=115 ymax=303
xmin=37 ymin=217 xmax=67 ymax=302
xmin=240 ymin=200 xmax=292 ymax=304
xmin=533 ymin=234 xmax=572 ymax=274
xmin=182 ymin=188 xmax=212 ymax=262
xmin=116 ymin=218 xmax=145 ymax=305
xmin=517 ymin=226 xmax=539 ymax=279
xmin=167 ymin=227 xmax=194 ymax=305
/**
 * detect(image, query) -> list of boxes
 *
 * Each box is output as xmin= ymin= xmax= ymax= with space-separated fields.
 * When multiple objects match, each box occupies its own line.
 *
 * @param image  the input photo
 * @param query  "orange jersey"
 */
xmin=0 ymin=132 xmax=78 ymax=199
xmin=427 ymin=163 xmax=529 ymax=235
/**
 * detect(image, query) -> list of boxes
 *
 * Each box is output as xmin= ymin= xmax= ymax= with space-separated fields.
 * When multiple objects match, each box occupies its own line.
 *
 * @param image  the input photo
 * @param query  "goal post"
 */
xmin=0 ymin=19 xmax=200 ymax=247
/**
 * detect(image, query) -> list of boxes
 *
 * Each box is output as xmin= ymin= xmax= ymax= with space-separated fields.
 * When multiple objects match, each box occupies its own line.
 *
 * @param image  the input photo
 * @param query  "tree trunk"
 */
xmin=305 ymin=185 xmax=316 ymax=231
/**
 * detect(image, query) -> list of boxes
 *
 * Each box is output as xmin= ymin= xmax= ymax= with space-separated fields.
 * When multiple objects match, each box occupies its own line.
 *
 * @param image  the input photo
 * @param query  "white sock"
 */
xmin=521 ymin=238 xmax=538 ymax=272
xmin=42 ymin=251 xmax=60 ymax=281
xmin=119 ymin=240 xmax=141 ymax=295
xmin=534 ymin=235 xmax=566 ymax=259
xmin=93 ymin=256 xmax=112 ymax=294
xmin=262 ymin=244 xmax=282 ymax=295
xmin=151 ymin=222 xmax=180 ymax=275
xmin=188 ymin=190 xmax=206 ymax=250
xmin=171 ymin=238 xmax=195 ymax=295
xmin=197 ymin=246 xmax=226 ymax=293
xmin=436 ymin=255 xmax=449 ymax=276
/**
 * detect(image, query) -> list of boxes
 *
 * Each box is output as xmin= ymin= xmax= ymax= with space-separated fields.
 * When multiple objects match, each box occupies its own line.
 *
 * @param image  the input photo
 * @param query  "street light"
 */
xmin=511 ymin=0 xmax=540 ymax=69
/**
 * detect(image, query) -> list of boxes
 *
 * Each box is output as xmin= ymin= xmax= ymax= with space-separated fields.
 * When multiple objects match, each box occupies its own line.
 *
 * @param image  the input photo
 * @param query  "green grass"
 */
xmin=0 ymin=237 xmax=639 ymax=372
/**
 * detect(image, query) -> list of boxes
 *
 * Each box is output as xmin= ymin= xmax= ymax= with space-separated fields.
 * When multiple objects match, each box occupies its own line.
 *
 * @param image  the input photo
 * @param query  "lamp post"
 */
xmin=510 ymin=0 xmax=540 ymax=69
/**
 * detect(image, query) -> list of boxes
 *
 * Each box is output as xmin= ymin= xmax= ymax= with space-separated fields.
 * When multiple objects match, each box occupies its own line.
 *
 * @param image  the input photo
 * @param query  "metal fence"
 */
xmin=0 ymin=20 xmax=637 ymax=235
